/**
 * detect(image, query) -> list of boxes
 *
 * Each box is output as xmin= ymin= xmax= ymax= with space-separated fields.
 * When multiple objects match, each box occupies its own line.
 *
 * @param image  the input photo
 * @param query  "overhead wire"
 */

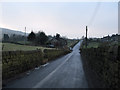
xmin=87 ymin=2 xmax=101 ymax=27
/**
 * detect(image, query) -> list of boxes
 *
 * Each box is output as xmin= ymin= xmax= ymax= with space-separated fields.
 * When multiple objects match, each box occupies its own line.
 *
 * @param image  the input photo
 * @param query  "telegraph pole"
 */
xmin=24 ymin=27 xmax=26 ymax=45
xmin=86 ymin=26 xmax=88 ymax=48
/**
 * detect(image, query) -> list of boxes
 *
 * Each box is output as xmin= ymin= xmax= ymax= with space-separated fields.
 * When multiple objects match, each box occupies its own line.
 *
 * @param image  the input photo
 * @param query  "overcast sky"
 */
xmin=0 ymin=2 xmax=118 ymax=39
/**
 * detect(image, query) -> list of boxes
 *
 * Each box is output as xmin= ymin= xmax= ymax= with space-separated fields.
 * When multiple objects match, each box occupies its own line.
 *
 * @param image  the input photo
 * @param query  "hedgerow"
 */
xmin=2 ymin=49 xmax=70 ymax=80
xmin=80 ymin=44 xmax=119 ymax=88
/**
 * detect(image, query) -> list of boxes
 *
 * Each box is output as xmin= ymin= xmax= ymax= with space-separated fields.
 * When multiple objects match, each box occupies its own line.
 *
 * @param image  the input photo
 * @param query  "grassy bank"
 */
xmin=80 ymin=41 xmax=119 ymax=88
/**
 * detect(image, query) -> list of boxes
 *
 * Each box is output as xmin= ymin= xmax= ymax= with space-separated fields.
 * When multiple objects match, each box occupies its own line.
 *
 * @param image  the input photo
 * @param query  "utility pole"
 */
xmin=24 ymin=27 xmax=26 ymax=45
xmin=86 ymin=26 xmax=88 ymax=48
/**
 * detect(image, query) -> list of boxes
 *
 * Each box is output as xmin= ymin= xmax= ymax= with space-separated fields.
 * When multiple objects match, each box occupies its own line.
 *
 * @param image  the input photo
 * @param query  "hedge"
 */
xmin=80 ymin=45 xmax=119 ymax=88
xmin=2 ymin=49 xmax=71 ymax=80
xmin=2 ymin=50 xmax=43 ymax=80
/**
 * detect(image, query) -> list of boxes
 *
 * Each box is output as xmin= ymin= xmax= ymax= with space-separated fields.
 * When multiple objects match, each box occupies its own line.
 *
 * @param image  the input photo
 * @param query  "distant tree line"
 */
xmin=27 ymin=31 xmax=48 ymax=45
xmin=2 ymin=31 xmax=68 ymax=47
xmin=3 ymin=34 xmax=26 ymax=42
xmin=86 ymin=34 xmax=120 ymax=43
xmin=27 ymin=31 xmax=68 ymax=47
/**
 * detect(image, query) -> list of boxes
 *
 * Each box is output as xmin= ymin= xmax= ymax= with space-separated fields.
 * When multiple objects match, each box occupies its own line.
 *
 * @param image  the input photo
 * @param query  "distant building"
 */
xmin=49 ymin=37 xmax=67 ymax=48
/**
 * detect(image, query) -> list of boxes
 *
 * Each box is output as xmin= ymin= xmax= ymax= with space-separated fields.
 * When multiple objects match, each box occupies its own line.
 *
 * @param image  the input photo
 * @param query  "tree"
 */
xmin=3 ymin=34 xmax=9 ymax=41
xmin=56 ymin=33 xmax=60 ymax=40
xmin=12 ymin=34 xmax=16 ymax=42
xmin=36 ymin=31 xmax=48 ymax=45
xmin=27 ymin=31 xmax=36 ymax=41
xmin=9 ymin=34 xmax=26 ymax=42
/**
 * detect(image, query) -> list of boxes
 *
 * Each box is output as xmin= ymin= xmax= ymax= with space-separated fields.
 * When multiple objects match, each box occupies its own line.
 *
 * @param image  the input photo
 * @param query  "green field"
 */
xmin=67 ymin=39 xmax=79 ymax=47
xmin=87 ymin=42 xmax=100 ymax=48
xmin=81 ymin=40 xmax=119 ymax=49
xmin=1 ymin=39 xmax=79 ymax=51
xmin=17 ymin=41 xmax=32 ymax=45
xmin=2 ymin=43 xmax=53 ymax=51
xmin=82 ymin=42 xmax=100 ymax=49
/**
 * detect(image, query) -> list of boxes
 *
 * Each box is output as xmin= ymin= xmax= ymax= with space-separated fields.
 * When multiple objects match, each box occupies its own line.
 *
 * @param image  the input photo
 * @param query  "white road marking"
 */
xmin=26 ymin=71 xmax=31 ymax=75
xmin=42 ymin=63 xmax=49 ymax=67
xmin=35 ymin=67 xmax=40 ymax=70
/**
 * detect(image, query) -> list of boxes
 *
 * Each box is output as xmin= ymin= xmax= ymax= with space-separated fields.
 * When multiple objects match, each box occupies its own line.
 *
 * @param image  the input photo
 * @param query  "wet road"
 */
xmin=5 ymin=41 xmax=88 ymax=88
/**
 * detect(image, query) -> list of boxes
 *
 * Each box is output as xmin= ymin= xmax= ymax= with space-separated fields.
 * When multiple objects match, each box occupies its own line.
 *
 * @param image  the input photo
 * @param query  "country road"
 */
xmin=4 ymin=41 xmax=88 ymax=88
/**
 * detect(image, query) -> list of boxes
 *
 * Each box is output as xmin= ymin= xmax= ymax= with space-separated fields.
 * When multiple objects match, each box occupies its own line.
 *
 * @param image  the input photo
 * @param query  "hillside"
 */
xmin=0 ymin=28 xmax=28 ymax=36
